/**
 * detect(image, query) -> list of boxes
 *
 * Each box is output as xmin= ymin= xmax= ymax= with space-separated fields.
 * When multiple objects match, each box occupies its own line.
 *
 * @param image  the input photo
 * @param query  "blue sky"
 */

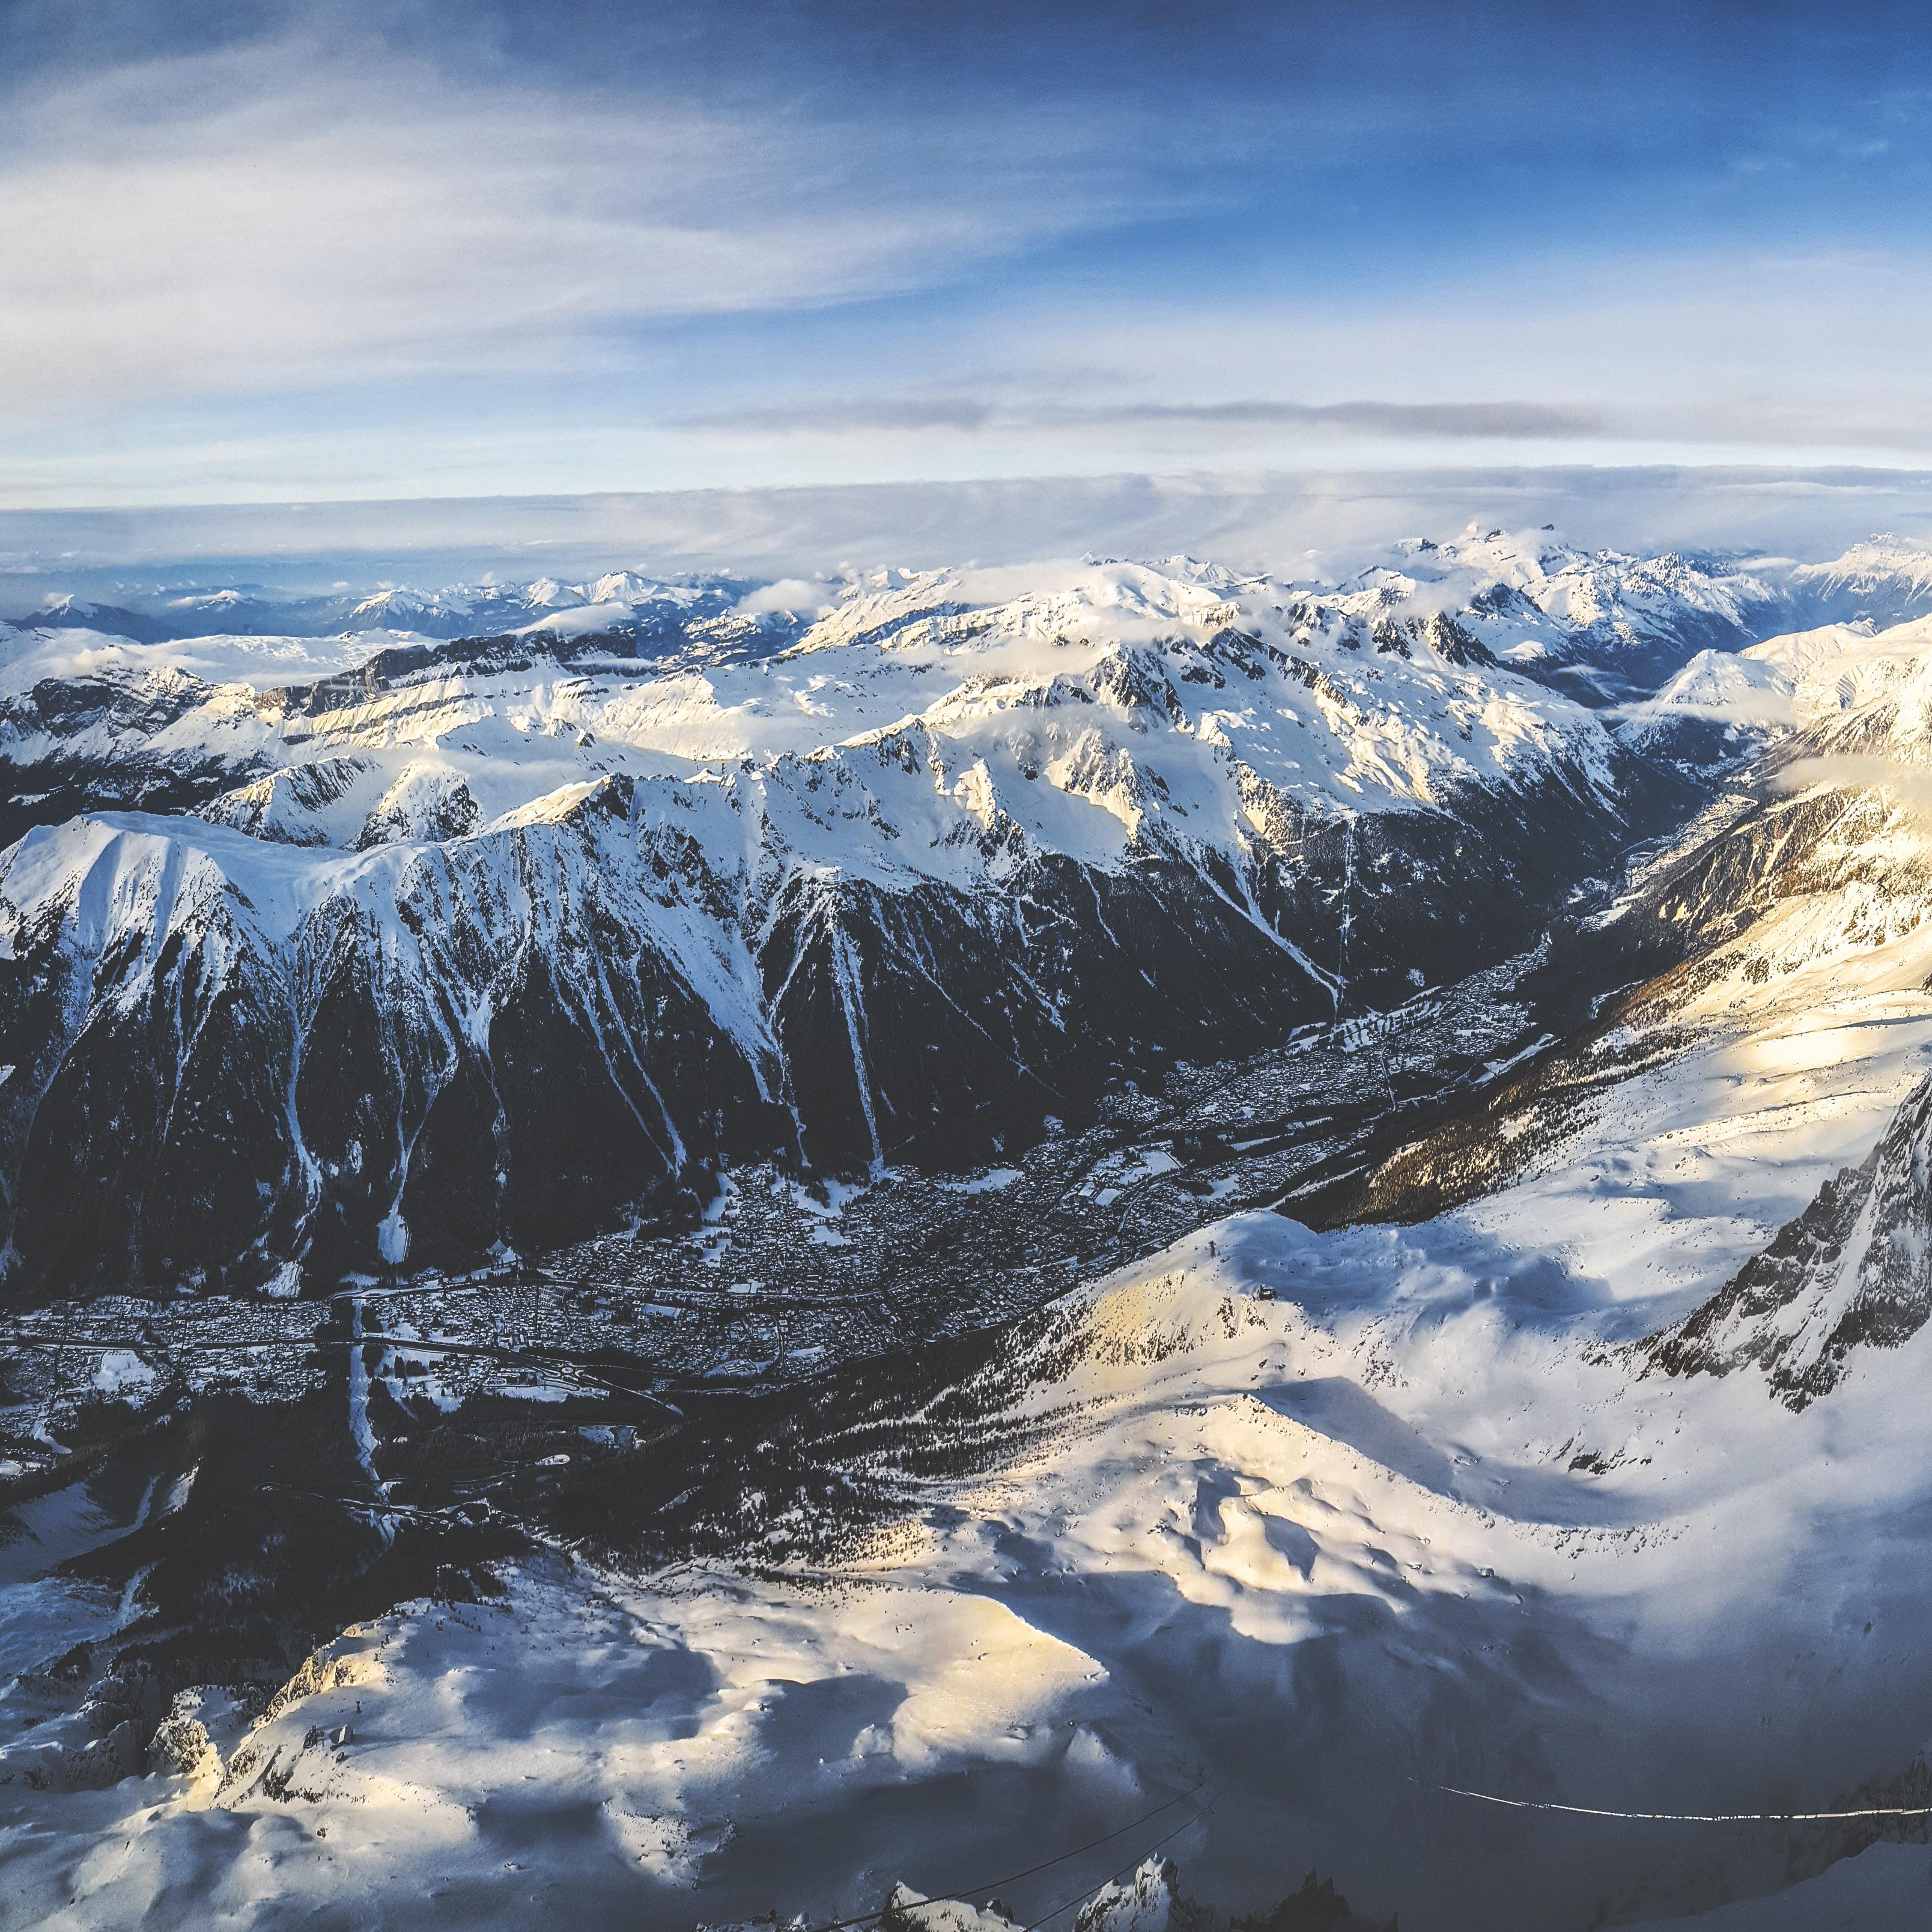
xmin=7 ymin=1 xmax=1932 ymax=507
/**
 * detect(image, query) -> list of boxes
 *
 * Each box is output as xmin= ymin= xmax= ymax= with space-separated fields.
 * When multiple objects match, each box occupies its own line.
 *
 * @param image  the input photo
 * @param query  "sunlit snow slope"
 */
xmin=16 ymin=539 xmax=1932 ymax=1930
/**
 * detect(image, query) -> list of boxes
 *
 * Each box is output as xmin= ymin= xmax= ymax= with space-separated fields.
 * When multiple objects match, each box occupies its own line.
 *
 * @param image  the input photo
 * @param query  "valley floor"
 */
xmin=20 ymin=752 xmax=1932 ymax=1928
xmin=13 ymin=896 xmax=1932 ymax=1928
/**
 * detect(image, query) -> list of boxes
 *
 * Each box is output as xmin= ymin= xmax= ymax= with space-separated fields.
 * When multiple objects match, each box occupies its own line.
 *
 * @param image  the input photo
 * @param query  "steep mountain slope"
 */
xmin=20 ymin=1173 xmax=1932 ymax=1928
xmin=13 ymin=531 xmax=1930 ymax=1304
xmin=1621 ymin=609 xmax=1932 ymax=774
xmin=1649 ymin=1072 xmax=1932 ymax=1406
xmin=0 ymin=560 xmax=1697 ymax=1301
xmin=1787 ymin=535 xmax=1932 ymax=630
xmin=1325 ymin=525 xmax=1790 ymax=699
xmin=22 ymin=556 xmax=1932 ymax=1928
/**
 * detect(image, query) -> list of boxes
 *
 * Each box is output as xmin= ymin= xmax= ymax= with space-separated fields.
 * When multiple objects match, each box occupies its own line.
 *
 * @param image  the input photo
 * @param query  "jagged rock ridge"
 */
xmin=1650 ymin=1075 xmax=1932 ymax=1408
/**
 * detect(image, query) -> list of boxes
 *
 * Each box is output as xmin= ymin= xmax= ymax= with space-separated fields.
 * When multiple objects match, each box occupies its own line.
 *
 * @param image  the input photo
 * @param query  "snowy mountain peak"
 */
xmin=1787 ymin=535 xmax=1932 ymax=627
xmin=166 ymin=588 xmax=250 ymax=610
xmin=0 ymin=544 xmax=1703 ymax=1296
xmin=344 ymin=584 xmax=467 ymax=625
xmin=26 ymin=521 xmax=1932 ymax=1930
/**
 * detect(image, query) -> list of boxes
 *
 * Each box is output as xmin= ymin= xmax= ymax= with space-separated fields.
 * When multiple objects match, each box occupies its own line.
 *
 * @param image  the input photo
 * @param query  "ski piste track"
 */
xmin=1430 ymin=1784 xmax=1932 ymax=1826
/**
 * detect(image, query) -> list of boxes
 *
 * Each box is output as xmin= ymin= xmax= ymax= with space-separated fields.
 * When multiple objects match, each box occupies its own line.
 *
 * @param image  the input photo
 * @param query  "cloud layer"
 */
xmin=1 ymin=35 xmax=1141 ymax=413
xmin=8 ymin=2 xmax=1932 ymax=503
xmin=9 ymin=466 xmax=1932 ymax=594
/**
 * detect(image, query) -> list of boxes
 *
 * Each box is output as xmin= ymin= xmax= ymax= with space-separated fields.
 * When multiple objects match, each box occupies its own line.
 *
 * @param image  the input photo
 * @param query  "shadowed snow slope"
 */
xmin=23 ymin=830 xmax=1932 ymax=1927
xmin=22 ymin=542 xmax=1932 ymax=1928
xmin=17 ymin=1161 xmax=1932 ymax=1925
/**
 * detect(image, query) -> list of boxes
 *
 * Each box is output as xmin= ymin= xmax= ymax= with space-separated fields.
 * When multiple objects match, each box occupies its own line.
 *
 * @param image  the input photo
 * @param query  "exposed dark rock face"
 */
xmin=0 ymin=667 xmax=255 ymax=845
xmin=0 ymin=547 xmax=1731 ymax=1305
xmin=1648 ymin=1075 xmax=1932 ymax=1408
xmin=0 ymin=738 xmax=1689 ymax=1304
xmin=0 ymin=789 xmax=789 ymax=1298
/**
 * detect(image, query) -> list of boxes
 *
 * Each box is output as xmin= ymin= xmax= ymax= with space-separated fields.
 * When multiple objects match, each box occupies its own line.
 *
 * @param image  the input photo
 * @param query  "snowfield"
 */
xmin=14 ymin=536 xmax=1932 ymax=1927
xmin=16 ymin=1161 xmax=1932 ymax=1924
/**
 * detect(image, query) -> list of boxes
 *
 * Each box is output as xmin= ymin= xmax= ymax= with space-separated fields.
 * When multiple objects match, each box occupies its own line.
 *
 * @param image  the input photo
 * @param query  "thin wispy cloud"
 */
xmin=672 ymin=384 xmax=1932 ymax=457
xmin=680 ymin=397 xmax=1609 ymax=440
xmin=7 ymin=1 xmax=1932 ymax=503
xmin=0 ymin=32 xmax=1163 ymax=415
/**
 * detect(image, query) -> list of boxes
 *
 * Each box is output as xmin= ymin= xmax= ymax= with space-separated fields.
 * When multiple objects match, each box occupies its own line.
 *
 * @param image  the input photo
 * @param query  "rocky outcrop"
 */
xmin=1650 ymin=1075 xmax=1932 ymax=1407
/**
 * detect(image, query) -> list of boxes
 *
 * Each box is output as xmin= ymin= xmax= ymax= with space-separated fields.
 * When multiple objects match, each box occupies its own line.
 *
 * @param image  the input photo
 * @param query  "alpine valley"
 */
xmin=12 ymin=526 xmax=1932 ymax=1928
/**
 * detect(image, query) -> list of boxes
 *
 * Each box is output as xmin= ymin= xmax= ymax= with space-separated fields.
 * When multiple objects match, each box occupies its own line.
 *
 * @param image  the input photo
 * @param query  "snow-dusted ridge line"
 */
xmin=1649 ymin=1072 xmax=1932 ymax=1407
xmin=4 ymin=533 xmax=1932 ymax=1294
xmin=0 ymin=551 xmax=1702 ymax=1296
xmin=25 ymin=557 xmax=1932 ymax=1926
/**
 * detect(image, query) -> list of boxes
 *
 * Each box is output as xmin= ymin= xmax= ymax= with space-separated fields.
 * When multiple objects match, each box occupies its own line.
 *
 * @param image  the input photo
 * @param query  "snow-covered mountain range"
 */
xmin=14 ymin=527 xmax=1932 ymax=1928
xmin=0 ymin=544 xmax=1722 ymax=1298
xmin=10 ymin=527 xmax=1932 ymax=1298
